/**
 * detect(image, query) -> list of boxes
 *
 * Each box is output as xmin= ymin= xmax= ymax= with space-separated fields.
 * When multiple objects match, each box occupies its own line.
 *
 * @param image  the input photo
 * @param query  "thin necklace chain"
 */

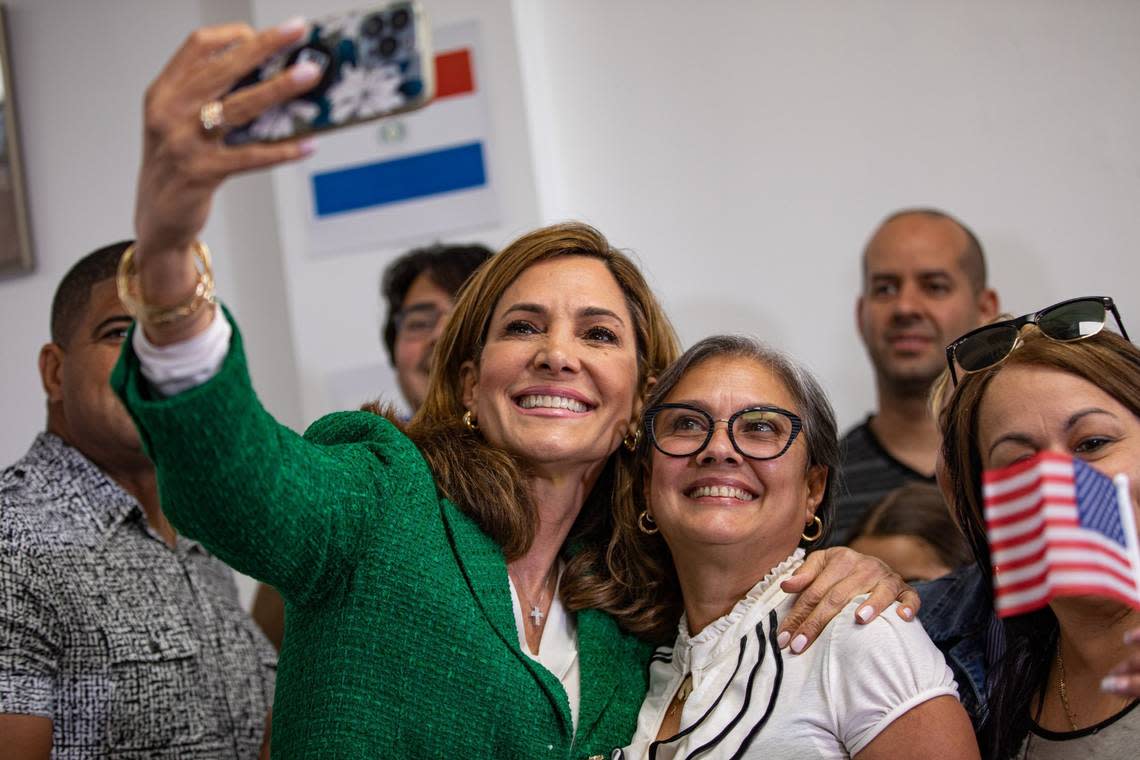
xmin=512 ymin=564 xmax=558 ymax=628
xmin=1056 ymin=644 xmax=1133 ymax=731
xmin=1056 ymin=647 xmax=1080 ymax=731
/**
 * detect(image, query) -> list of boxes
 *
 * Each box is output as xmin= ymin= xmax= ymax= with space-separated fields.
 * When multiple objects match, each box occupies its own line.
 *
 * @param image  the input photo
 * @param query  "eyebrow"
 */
xmin=501 ymin=303 xmax=625 ymax=325
xmin=91 ymin=315 xmax=133 ymax=337
xmin=1066 ymin=408 xmax=1115 ymax=428
xmin=400 ymin=302 xmax=444 ymax=314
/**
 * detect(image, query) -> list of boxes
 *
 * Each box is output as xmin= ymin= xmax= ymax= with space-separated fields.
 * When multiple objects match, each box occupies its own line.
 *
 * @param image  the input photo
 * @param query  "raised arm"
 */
xmin=113 ymin=22 xmax=393 ymax=604
xmin=132 ymin=19 xmax=318 ymax=346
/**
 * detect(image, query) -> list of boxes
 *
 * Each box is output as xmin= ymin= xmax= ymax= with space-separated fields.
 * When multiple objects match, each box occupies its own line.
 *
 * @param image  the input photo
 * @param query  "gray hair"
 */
xmin=641 ymin=334 xmax=841 ymax=546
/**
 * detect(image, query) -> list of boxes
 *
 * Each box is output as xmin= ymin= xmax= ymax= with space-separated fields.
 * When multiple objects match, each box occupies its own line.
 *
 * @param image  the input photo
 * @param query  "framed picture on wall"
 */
xmin=0 ymin=4 xmax=33 ymax=278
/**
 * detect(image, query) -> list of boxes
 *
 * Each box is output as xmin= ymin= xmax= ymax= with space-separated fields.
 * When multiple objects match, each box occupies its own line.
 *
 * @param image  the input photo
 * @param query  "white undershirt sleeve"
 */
xmin=132 ymin=307 xmax=232 ymax=397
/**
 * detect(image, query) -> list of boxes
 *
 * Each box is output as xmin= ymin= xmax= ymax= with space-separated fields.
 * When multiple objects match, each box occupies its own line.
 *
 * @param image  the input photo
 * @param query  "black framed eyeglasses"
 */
xmin=394 ymin=304 xmax=449 ymax=339
xmin=643 ymin=403 xmax=803 ymax=460
xmin=945 ymin=296 xmax=1129 ymax=385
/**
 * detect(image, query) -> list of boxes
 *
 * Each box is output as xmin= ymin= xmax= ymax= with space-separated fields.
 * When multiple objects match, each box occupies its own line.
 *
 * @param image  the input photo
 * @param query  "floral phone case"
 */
xmin=224 ymin=1 xmax=434 ymax=145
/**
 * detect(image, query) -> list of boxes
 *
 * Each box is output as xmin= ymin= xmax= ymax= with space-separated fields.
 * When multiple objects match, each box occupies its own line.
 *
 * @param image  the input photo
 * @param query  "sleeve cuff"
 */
xmin=132 ymin=306 xmax=233 ymax=397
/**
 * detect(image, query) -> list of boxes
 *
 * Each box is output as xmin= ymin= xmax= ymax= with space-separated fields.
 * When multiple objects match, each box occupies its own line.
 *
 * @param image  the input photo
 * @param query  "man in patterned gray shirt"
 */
xmin=0 ymin=242 xmax=276 ymax=758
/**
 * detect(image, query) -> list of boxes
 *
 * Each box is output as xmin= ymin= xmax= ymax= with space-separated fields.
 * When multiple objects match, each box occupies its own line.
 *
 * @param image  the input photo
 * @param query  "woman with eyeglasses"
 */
xmin=941 ymin=296 xmax=1140 ymax=758
xmin=611 ymin=336 xmax=978 ymax=759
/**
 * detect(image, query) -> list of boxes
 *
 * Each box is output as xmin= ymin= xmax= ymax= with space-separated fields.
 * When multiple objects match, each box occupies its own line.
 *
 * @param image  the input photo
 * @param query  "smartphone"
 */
xmin=224 ymin=1 xmax=434 ymax=145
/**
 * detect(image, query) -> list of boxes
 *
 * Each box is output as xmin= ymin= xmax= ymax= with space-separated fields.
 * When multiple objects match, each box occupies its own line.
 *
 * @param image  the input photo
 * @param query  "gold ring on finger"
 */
xmin=199 ymin=100 xmax=227 ymax=136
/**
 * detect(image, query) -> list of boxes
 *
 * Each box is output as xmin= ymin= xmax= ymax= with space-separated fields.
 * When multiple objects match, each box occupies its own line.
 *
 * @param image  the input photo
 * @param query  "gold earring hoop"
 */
xmin=623 ymin=427 xmax=641 ymax=452
xmin=463 ymin=410 xmax=478 ymax=431
xmin=638 ymin=510 xmax=659 ymax=535
xmin=801 ymin=515 xmax=824 ymax=543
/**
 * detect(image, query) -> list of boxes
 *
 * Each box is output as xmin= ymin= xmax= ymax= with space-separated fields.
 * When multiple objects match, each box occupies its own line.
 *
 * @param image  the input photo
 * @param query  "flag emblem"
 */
xmin=983 ymin=452 xmax=1140 ymax=617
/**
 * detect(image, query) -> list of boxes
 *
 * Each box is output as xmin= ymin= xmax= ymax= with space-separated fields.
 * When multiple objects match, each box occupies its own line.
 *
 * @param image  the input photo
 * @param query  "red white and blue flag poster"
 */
xmin=984 ymin=452 xmax=1140 ymax=618
xmin=305 ymin=21 xmax=498 ymax=256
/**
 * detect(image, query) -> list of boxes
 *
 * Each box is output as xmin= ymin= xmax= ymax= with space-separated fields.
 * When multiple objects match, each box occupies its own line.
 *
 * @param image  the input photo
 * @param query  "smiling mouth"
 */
xmin=516 ymin=394 xmax=591 ymax=413
xmin=685 ymin=485 xmax=757 ymax=501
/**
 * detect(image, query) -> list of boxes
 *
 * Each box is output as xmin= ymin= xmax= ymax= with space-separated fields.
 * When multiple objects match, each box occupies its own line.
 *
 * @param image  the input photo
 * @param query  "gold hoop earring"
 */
xmin=638 ymin=510 xmax=659 ymax=535
xmin=463 ymin=410 xmax=478 ymax=431
xmin=623 ymin=427 xmax=641 ymax=452
xmin=801 ymin=515 xmax=824 ymax=543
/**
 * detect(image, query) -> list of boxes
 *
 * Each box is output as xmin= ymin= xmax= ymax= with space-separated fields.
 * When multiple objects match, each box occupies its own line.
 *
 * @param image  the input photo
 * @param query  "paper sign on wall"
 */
xmin=304 ymin=20 xmax=498 ymax=256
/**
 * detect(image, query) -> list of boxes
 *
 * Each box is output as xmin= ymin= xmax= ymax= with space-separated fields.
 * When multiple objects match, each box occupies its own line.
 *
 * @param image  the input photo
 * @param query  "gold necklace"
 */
xmin=665 ymin=673 xmax=694 ymax=718
xmin=1056 ymin=646 xmax=1080 ymax=731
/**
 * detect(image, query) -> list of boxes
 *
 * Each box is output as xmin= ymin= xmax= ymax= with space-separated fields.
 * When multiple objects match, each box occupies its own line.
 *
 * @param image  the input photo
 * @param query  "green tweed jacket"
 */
xmin=111 ymin=316 xmax=650 ymax=759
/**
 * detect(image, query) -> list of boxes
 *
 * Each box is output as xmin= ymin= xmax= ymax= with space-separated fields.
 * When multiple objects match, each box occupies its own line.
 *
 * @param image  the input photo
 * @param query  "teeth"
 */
xmin=518 ymin=394 xmax=588 ymax=413
xmin=687 ymin=485 xmax=755 ymax=501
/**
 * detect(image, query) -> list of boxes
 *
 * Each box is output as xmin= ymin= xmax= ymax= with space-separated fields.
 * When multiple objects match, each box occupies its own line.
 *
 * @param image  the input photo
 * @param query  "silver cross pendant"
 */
xmin=529 ymin=605 xmax=545 ymax=626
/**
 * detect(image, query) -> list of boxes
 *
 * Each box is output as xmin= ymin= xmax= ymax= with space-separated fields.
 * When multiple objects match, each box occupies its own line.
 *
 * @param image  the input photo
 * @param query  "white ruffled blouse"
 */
xmin=614 ymin=550 xmax=958 ymax=759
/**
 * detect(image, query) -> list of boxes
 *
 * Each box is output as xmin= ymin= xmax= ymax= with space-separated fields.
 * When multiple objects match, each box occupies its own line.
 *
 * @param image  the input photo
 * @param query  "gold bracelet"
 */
xmin=116 ymin=241 xmax=216 ymax=326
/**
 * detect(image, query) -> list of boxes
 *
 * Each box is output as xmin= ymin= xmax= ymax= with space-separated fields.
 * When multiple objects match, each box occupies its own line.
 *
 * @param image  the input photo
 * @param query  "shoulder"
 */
xmin=304 ymin=411 xmax=428 ymax=470
xmin=822 ymin=597 xmax=943 ymax=660
xmin=0 ymin=447 xmax=87 ymax=554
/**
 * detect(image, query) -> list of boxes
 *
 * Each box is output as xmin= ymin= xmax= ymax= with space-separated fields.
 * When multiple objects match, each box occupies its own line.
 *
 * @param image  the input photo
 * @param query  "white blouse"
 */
xmin=614 ymin=550 xmax=958 ymax=760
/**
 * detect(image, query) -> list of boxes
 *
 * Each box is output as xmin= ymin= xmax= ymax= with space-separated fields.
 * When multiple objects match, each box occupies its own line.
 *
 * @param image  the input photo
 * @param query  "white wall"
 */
xmin=514 ymin=0 xmax=1140 ymax=431
xmin=250 ymin=0 xmax=541 ymax=423
xmin=0 ymin=0 xmax=304 ymax=468
xmin=1 ymin=2 xmax=1137 ymax=483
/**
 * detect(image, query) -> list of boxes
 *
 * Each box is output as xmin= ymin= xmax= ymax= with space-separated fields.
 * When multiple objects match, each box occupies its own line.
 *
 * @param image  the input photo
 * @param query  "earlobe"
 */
xmin=38 ymin=344 xmax=64 ymax=402
xmin=855 ymin=297 xmax=866 ymax=335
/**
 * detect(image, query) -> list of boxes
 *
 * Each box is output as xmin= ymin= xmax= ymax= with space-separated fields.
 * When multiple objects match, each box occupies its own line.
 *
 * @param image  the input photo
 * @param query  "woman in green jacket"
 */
xmin=115 ymin=20 xmax=920 ymax=758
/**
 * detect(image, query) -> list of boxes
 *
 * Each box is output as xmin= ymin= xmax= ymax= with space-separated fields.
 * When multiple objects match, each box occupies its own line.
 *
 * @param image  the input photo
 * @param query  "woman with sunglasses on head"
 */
xmin=941 ymin=296 xmax=1140 ymax=758
xmin=81 ymin=22 xmax=922 ymax=758
xmin=611 ymin=336 xmax=978 ymax=759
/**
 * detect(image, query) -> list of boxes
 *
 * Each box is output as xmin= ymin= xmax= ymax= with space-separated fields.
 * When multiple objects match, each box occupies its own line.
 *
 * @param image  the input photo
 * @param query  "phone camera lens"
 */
xmin=391 ymin=9 xmax=410 ymax=30
xmin=379 ymin=36 xmax=398 ymax=57
xmin=362 ymin=14 xmax=384 ymax=37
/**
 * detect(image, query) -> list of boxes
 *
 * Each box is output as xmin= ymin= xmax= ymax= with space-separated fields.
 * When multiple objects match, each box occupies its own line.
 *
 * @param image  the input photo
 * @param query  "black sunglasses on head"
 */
xmin=945 ymin=296 xmax=1129 ymax=385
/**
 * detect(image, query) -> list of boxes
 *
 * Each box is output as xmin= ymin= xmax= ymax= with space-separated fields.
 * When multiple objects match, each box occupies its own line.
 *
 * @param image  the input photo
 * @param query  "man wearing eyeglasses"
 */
xmin=833 ymin=208 xmax=999 ymax=545
xmin=380 ymin=242 xmax=495 ymax=414
xmin=251 ymin=241 xmax=493 ymax=649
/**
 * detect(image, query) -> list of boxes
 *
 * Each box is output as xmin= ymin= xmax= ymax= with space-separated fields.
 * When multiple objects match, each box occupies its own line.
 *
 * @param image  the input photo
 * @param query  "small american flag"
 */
xmin=983 ymin=451 xmax=1140 ymax=618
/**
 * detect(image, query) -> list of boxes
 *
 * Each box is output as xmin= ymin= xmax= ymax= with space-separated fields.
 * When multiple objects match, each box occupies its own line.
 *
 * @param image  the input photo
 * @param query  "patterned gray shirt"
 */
xmin=0 ymin=433 xmax=276 ymax=759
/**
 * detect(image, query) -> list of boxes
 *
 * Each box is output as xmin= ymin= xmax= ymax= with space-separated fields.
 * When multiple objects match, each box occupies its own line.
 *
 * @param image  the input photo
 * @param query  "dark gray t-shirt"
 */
xmin=829 ymin=417 xmax=936 ymax=546
xmin=1020 ymin=700 xmax=1140 ymax=759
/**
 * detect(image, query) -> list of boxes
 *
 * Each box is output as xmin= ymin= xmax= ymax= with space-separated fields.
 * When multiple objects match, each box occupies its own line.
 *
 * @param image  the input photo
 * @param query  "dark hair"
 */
xmin=379 ymin=243 xmax=494 ymax=364
xmin=51 ymin=241 xmax=132 ymax=346
xmin=864 ymin=207 xmax=988 ymax=293
xmin=610 ymin=335 xmax=841 ymax=642
xmin=845 ymin=481 xmax=973 ymax=572
xmin=940 ymin=328 xmax=1140 ymax=758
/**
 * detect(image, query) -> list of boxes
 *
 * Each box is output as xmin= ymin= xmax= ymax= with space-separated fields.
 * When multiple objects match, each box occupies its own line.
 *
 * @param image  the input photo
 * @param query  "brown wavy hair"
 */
xmin=371 ymin=222 xmax=679 ymax=625
xmin=939 ymin=328 xmax=1140 ymax=758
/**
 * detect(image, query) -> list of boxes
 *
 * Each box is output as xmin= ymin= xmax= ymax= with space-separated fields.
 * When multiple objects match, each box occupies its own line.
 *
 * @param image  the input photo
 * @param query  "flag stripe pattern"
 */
xmin=312 ymin=141 xmax=487 ymax=216
xmin=983 ymin=451 xmax=1140 ymax=618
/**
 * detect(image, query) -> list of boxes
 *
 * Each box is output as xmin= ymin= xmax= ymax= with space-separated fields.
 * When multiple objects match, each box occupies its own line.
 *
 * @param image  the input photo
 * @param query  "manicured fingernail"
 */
xmin=856 ymin=605 xmax=874 ymax=623
xmin=1102 ymin=675 xmax=1130 ymax=693
xmin=790 ymin=634 xmax=808 ymax=654
xmin=278 ymin=16 xmax=305 ymax=35
xmin=297 ymin=138 xmax=317 ymax=157
xmin=776 ymin=631 xmax=790 ymax=649
xmin=900 ymin=606 xmax=914 ymax=620
xmin=292 ymin=60 xmax=322 ymax=84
